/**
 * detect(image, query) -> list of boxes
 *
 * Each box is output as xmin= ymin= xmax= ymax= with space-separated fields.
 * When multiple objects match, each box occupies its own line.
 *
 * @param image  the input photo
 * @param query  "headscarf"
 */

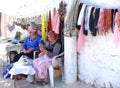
xmin=28 ymin=24 xmax=38 ymax=33
xmin=48 ymin=31 xmax=56 ymax=40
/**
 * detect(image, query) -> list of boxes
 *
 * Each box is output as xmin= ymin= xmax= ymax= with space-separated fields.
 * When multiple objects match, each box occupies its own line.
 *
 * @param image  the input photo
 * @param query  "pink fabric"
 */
xmin=113 ymin=11 xmax=120 ymax=47
xmin=33 ymin=54 xmax=61 ymax=79
xmin=53 ymin=10 xmax=60 ymax=34
xmin=77 ymin=25 xmax=85 ymax=52
xmin=77 ymin=6 xmax=86 ymax=53
xmin=33 ymin=54 xmax=52 ymax=79
xmin=98 ymin=9 xmax=105 ymax=33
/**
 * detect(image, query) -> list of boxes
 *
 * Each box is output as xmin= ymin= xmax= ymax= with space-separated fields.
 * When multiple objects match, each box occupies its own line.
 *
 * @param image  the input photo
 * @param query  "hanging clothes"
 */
xmin=53 ymin=10 xmax=60 ymax=34
xmin=75 ymin=3 xmax=83 ymax=30
xmin=84 ymin=6 xmax=92 ymax=31
xmin=111 ymin=9 xmax=118 ymax=32
xmin=46 ymin=10 xmax=52 ymax=41
xmin=53 ymin=8 xmax=56 ymax=17
xmin=104 ymin=9 xmax=112 ymax=33
xmin=47 ymin=11 xmax=52 ymax=33
xmin=98 ymin=9 xmax=105 ymax=33
xmin=113 ymin=10 xmax=120 ymax=47
xmin=94 ymin=8 xmax=100 ymax=34
xmin=64 ymin=0 xmax=80 ymax=31
xmin=58 ymin=1 xmax=67 ymax=52
xmin=77 ymin=4 xmax=86 ymax=26
xmin=89 ymin=8 xmax=100 ymax=36
xmin=83 ymin=6 xmax=92 ymax=35
xmin=77 ymin=25 xmax=85 ymax=52
xmin=41 ymin=13 xmax=46 ymax=41
xmin=98 ymin=9 xmax=112 ymax=34
xmin=77 ymin=5 xmax=86 ymax=52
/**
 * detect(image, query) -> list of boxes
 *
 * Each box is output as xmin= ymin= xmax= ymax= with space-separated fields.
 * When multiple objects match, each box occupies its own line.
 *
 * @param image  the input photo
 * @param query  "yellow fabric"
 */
xmin=41 ymin=13 xmax=45 ymax=41
xmin=41 ymin=13 xmax=48 ymax=41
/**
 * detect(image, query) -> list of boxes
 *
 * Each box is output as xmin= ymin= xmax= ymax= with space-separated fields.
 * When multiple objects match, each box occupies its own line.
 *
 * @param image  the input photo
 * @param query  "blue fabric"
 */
xmin=22 ymin=34 xmax=41 ymax=51
xmin=39 ymin=40 xmax=45 ymax=45
xmin=2 ymin=64 xmax=13 ymax=78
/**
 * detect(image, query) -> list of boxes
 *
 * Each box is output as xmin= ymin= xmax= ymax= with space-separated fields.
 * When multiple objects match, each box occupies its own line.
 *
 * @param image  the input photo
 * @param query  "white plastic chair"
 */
xmin=49 ymin=52 xmax=64 ymax=87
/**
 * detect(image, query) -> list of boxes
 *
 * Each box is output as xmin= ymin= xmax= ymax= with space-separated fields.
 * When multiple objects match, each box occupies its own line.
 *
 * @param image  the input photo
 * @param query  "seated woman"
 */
xmin=13 ymin=24 xmax=41 ymax=63
xmin=32 ymin=31 xmax=62 ymax=86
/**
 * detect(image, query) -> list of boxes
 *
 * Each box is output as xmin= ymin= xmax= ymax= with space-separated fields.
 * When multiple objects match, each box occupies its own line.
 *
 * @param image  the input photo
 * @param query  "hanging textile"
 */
xmin=114 ymin=10 xmax=120 ymax=47
xmin=47 ymin=11 xmax=52 ymax=33
xmin=41 ymin=13 xmax=46 ymax=41
xmin=84 ymin=6 xmax=92 ymax=31
xmin=104 ymin=9 xmax=112 ymax=33
xmin=89 ymin=8 xmax=100 ymax=36
xmin=77 ymin=26 xmax=85 ymax=52
xmin=83 ymin=6 xmax=92 ymax=35
xmin=77 ymin=4 xmax=86 ymax=26
xmin=64 ymin=0 xmax=80 ymax=31
xmin=98 ymin=9 xmax=112 ymax=34
xmin=58 ymin=1 xmax=67 ymax=51
xmin=53 ymin=8 xmax=56 ymax=18
xmin=111 ymin=9 xmax=118 ymax=32
xmin=46 ymin=10 xmax=52 ymax=41
xmin=94 ymin=8 xmax=100 ymax=34
xmin=98 ymin=9 xmax=105 ymax=33
xmin=75 ymin=3 xmax=83 ymax=30
xmin=77 ymin=6 xmax=86 ymax=52
xmin=53 ymin=10 xmax=60 ymax=34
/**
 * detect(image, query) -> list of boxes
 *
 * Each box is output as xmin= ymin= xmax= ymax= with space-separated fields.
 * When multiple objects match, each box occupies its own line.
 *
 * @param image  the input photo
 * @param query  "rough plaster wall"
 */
xmin=78 ymin=31 xmax=120 ymax=88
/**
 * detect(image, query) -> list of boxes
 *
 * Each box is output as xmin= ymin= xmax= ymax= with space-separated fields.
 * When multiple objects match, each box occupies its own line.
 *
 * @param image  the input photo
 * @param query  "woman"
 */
xmin=13 ymin=24 xmax=41 ymax=63
xmin=33 ymin=31 xmax=62 ymax=86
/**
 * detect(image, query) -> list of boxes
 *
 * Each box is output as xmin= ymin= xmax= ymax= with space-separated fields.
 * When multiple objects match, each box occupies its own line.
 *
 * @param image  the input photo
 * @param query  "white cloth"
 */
xmin=77 ymin=4 xmax=86 ymax=26
xmin=20 ymin=30 xmax=28 ymax=40
xmin=9 ymin=62 xmax=36 ymax=75
xmin=85 ymin=6 xmax=92 ymax=30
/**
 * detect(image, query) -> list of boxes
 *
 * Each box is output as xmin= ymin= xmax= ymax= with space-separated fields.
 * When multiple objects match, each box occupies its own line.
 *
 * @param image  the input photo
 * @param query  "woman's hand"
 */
xmin=40 ymin=47 xmax=48 ymax=54
xmin=27 ymin=48 xmax=34 ymax=53
xmin=23 ymin=49 xmax=28 ymax=54
xmin=40 ymin=46 xmax=45 ymax=52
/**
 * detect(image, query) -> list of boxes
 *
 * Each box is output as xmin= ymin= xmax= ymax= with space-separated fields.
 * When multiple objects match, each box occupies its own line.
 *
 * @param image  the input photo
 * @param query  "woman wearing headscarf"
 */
xmin=12 ymin=24 xmax=41 ymax=63
xmin=32 ymin=31 xmax=62 ymax=86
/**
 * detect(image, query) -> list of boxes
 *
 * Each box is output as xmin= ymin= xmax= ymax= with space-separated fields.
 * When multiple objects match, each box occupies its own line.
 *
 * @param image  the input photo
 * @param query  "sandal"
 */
xmin=41 ymin=81 xmax=48 ymax=86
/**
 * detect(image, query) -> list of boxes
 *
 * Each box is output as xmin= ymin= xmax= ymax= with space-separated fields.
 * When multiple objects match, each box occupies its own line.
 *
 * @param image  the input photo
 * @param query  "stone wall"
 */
xmin=78 ymin=31 xmax=120 ymax=88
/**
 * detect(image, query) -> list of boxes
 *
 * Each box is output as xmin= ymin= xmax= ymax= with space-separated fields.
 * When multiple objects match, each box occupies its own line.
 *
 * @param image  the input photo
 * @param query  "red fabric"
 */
xmin=98 ymin=9 xmax=112 ymax=33
xmin=47 ymin=10 xmax=52 ymax=32
xmin=46 ymin=11 xmax=52 ymax=41
xmin=104 ymin=9 xmax=112 ymax=32
xmin=35 ymin=50 xmax=41 ymax=59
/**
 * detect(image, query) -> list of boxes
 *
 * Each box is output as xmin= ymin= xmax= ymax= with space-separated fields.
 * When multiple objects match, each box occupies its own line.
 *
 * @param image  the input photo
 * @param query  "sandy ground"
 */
xmin=0 ymin=58 xmax=95 ymax=88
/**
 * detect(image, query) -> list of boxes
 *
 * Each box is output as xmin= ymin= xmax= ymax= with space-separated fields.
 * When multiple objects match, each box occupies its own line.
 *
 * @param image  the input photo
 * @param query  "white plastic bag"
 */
xmin=18 ymin=55 xmax=32 ymax=65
